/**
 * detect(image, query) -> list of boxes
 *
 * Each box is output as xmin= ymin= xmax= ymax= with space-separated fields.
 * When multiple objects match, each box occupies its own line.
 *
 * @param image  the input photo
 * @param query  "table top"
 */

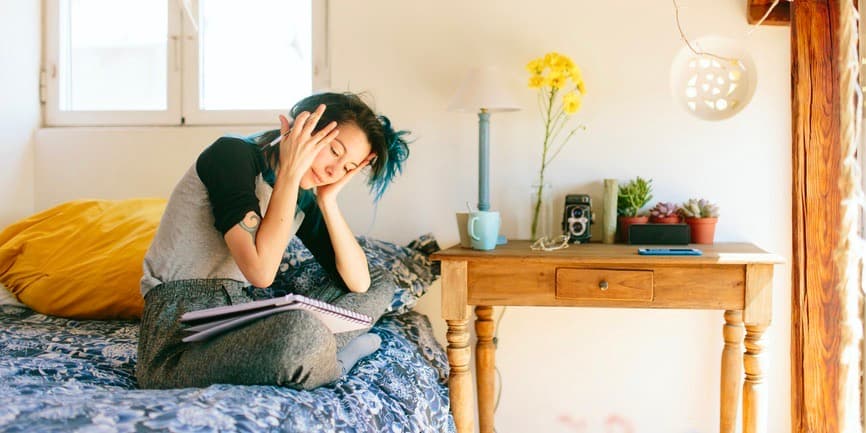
xmin=431 ymin=241 xmax=784 ymax=265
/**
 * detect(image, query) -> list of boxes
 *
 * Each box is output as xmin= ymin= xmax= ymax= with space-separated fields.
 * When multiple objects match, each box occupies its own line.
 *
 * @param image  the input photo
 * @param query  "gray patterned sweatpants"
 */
xmin=135 ymin=268 xmax=395 ymax=390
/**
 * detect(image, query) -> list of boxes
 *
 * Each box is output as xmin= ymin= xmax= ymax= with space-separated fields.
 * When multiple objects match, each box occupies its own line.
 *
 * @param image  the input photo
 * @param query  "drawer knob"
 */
xmin=599 ymin=281 xmax=609 ymax=291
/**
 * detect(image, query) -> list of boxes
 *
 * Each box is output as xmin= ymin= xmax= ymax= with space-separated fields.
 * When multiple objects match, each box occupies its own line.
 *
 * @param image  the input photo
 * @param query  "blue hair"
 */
xmin=368 ymin=115 xmax=410 ymax=201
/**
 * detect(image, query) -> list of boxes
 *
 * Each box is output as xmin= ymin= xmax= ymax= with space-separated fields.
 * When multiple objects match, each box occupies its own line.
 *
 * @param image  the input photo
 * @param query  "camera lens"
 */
xmin=571 ymin=222 xmax=585 ymax=235
xmin=572 ymin=208 xmax=583 ymax=218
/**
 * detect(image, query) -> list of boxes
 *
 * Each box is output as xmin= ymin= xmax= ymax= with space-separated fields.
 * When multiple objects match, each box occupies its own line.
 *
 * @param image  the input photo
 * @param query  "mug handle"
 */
xmin=468 ymin=216 xmax=480 ymax=241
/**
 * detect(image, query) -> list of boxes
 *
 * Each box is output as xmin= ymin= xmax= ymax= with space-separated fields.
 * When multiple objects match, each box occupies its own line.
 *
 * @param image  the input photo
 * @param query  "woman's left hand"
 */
xmin=316 ymin=153 xmax=377 ymax=203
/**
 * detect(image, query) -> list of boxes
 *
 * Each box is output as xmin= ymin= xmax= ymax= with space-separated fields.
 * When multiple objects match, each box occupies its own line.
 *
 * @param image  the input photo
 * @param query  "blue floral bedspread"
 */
xmin=0 ymin=305 xmax=455 ymax=433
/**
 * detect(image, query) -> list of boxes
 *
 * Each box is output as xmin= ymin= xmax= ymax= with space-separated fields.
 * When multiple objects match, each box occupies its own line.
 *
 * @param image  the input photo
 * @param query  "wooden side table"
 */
xmin=431 ymin=241 xmax=783 ymax=433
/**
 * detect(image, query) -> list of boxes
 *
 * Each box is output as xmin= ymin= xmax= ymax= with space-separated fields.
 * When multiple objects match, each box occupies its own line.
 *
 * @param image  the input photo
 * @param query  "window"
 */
xmin=43 ymin=0 xmax=329 ymax=126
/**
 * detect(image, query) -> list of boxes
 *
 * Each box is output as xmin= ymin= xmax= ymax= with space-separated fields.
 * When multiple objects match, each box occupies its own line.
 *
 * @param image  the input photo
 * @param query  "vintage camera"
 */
xmin=562 ymin=194 xmax=593 ymax=244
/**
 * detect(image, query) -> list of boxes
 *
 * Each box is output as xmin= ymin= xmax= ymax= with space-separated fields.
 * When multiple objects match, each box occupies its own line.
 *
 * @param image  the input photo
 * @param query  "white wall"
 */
xmin=34 ymin=1 xmax=791 ymax=432
xmin=0 ymin=0 xmax=40 ymax=226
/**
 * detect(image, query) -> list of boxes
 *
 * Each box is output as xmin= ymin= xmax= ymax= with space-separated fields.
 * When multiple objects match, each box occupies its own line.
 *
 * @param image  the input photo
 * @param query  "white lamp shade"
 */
xmin=448 ymin=66 xmax=521 ymax=112
xmin=670 ymin=36 xmax=757 ymax=121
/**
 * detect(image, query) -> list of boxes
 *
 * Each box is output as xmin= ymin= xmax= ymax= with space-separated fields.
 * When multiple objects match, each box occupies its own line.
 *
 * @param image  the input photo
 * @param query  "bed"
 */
xmin=0 ymin=220 xmax=456 ymax=433
xmin=0 ymin=305 xmax=453 ymax=433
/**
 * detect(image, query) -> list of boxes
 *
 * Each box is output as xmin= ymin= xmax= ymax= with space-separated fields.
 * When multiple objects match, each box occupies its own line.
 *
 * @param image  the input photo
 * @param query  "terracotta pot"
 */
xmin=617 ymin=215 xmax=649 ymax=243
xmin=685 ymin=217 xmax=718 ymax=244
xmin=650 ymin=215 xmax=682 ymax=224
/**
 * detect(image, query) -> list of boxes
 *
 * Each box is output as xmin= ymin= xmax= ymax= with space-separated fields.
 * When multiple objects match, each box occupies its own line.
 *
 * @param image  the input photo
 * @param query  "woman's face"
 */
xmin=299 ymin=122 xmax=372 ymax=189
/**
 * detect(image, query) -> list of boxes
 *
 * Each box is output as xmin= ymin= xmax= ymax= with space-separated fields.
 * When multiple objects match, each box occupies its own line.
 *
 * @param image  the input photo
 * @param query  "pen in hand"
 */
xmin=268 ymin=132 xmax=288 ymax=147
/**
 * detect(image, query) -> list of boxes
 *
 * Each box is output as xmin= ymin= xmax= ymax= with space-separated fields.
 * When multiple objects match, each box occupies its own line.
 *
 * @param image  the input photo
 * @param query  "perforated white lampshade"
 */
xmin=448 ymin=66 xmax=520 ymax=112
xmin=670 ymin=36 xmax=757 ymax=121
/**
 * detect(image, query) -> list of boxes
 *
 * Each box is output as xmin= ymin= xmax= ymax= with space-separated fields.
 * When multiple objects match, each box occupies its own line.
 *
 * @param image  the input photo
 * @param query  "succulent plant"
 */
xmin=617 ymin=177 xmax=653 ymax=217
xmin=649 ymin=202 xmax=679 ymax=218
xmin=678 ymin=198 xmax=720 ymax=218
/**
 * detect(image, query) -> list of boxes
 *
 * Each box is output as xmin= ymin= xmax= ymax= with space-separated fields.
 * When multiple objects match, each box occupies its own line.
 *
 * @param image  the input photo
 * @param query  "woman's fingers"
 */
xmin=299 ymin=104 xmax=326 ymax=138
xmin=315 ymin=128 xmax=340 ymax=151
xmin=311 ymin=121 xmax=338 ymax=143
xmin=290 ymin=111 xmax=310 ymax=140
xmin=279 ymin=105 xmax=333 ymax=176
xmin=279 ymin=115 xmax=290 ymax=136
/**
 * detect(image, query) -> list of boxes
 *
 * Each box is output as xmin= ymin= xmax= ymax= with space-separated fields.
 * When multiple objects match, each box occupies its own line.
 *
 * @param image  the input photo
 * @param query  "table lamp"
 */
xmin=448 ymin=66 xmax=520 ymax=212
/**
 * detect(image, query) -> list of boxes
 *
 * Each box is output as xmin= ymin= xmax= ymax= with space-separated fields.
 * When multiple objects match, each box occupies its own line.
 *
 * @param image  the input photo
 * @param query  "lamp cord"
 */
xmin=672 ymin=0 xmax=784 ymax=64
xmin=672 ymin=0 xmax=736 ymax=63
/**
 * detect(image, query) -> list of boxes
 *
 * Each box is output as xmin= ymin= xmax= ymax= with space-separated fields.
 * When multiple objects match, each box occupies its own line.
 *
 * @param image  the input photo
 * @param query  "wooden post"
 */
xmin=790 ymin=0 xmax=862 ymax=431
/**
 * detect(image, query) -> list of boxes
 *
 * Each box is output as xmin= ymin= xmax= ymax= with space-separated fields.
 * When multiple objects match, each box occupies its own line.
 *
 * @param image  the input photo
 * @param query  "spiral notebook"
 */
xmin=179 ymin=294 xmax=372 ymax=343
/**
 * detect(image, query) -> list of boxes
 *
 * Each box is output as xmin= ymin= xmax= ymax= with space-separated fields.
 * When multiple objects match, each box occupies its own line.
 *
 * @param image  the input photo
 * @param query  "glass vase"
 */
xmin=530 ymin=183 xmax=553 ymax=241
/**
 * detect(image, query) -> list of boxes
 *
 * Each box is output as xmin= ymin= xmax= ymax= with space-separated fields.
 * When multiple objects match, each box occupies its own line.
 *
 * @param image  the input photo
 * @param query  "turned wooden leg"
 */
xmin=447 ymin=319 xmax=473 ymax=433
xmin=743 ymin=324 xmax=768 ymax=433
xmin=742 ymin=264 xmax=772 ymax=433
xmin=476 ymin=306 xmax=495 ymax=433
xmin=441 ymin=261 xmax=473 ymax=433
xmin=720 ymin=310 xmax=744 ymax=433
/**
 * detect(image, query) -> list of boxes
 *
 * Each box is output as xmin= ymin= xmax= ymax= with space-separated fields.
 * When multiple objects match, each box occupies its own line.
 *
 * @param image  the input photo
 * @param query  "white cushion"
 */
xmin=0 ymin=282 xmax=24 ymax=306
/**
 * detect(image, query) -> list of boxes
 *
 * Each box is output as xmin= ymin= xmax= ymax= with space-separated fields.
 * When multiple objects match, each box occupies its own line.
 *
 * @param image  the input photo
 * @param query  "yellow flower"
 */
xmin=549 ymin=74 xmax=566 ymax=90
xmin=528 ymin=75 xmax=544 ymax=88
xmin=576 ymin=79 xmax=586 ymax=94
xmin=526 ymin=59 xmax=544 ymax=75
xmin=562 ymin=92 xmax=582 ymax=114
xmin=569 ymin=65 xmax=583 ymax=84
xmin=544 ymin=52 xmax=563 ymax=68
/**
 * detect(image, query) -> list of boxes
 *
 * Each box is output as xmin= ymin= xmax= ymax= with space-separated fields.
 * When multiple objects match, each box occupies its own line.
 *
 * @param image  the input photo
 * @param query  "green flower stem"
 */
xmin=532 ymin=87 xmax=558 ymax=240
xmin=536 ymin=91 xmax=547 ymax=121
xmin=549 ymin=105 xmax=569 ymax=137
xmin=545 ymin=126 xmax=582 ymax=166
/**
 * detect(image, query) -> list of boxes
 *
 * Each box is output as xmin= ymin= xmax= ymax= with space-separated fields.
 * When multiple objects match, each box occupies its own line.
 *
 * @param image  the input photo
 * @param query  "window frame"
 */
xmin=43 ymin=0 xmax=329 ymax=127
xmin=43 ymin=0 xmax=182 ymax=126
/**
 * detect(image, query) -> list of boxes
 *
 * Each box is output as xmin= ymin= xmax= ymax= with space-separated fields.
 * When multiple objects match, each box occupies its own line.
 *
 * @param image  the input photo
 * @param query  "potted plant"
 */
xmin=678 ymin=198 xmax=720 ymax=244
xmin=649 ymin=202 xmax=681 ymax=224
xmin=616 ymin=177 xmax=653 ymax=242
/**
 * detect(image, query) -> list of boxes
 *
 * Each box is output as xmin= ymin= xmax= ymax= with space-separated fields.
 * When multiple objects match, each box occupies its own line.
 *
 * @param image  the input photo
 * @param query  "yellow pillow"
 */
xmin=0 ymin=198 xmax=166 ymax=319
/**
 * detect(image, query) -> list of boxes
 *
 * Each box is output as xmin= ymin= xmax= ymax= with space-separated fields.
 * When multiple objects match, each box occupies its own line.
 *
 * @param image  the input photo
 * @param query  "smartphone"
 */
xmin=637 ymin=248 xmax=703 ymax=256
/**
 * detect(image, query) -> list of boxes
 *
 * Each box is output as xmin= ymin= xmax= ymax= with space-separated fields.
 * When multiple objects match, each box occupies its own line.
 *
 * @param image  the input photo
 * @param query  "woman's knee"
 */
xmin=269 ymin=311 xmax=341 ymax=389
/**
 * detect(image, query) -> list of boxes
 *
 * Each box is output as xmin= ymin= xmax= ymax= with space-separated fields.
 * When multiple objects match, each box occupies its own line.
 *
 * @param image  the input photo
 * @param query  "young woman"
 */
xmin=136 ymin=92 xmax=409 ymax=390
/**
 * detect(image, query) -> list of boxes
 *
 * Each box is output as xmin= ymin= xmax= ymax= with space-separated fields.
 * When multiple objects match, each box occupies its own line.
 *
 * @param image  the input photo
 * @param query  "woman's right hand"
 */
xmin=277 ymin=104 xmax=339 ymax=183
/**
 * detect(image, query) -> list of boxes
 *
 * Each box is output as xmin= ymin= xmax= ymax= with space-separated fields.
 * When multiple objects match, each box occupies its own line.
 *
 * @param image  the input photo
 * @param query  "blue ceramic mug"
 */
xmin=468 ymin=211 xmax=501 ymax=251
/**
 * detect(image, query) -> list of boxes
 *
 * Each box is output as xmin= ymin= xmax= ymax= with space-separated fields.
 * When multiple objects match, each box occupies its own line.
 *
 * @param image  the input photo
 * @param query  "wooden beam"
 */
xmin=790 ymin=0 xmax=862 ymax=432
xmin=748 ymin=0 xmax=791 ymax=25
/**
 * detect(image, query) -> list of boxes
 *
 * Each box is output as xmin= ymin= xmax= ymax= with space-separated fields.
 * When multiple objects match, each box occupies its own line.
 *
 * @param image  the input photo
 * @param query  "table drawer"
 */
xmin=555 ymin=268 xmax=654 ymax=302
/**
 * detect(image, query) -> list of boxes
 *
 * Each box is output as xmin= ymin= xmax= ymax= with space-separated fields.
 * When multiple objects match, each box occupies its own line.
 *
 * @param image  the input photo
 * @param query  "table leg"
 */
xmin=476 ymin=306 xmax=495 ymax=433
xmin=743 ymin=324 xmax=768 ymax=433
xmin=742 ymin=264 xmax=772 ymax=433
xmin=720 ymin=310 xmax=744 ymax=433
xmin=447 ymin=318 xmax=474 ymax=433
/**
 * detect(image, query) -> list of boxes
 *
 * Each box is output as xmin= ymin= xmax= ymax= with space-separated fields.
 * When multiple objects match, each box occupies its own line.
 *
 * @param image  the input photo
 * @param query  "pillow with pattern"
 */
xmin=272 ymin=233 xmax=441 ymax=315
